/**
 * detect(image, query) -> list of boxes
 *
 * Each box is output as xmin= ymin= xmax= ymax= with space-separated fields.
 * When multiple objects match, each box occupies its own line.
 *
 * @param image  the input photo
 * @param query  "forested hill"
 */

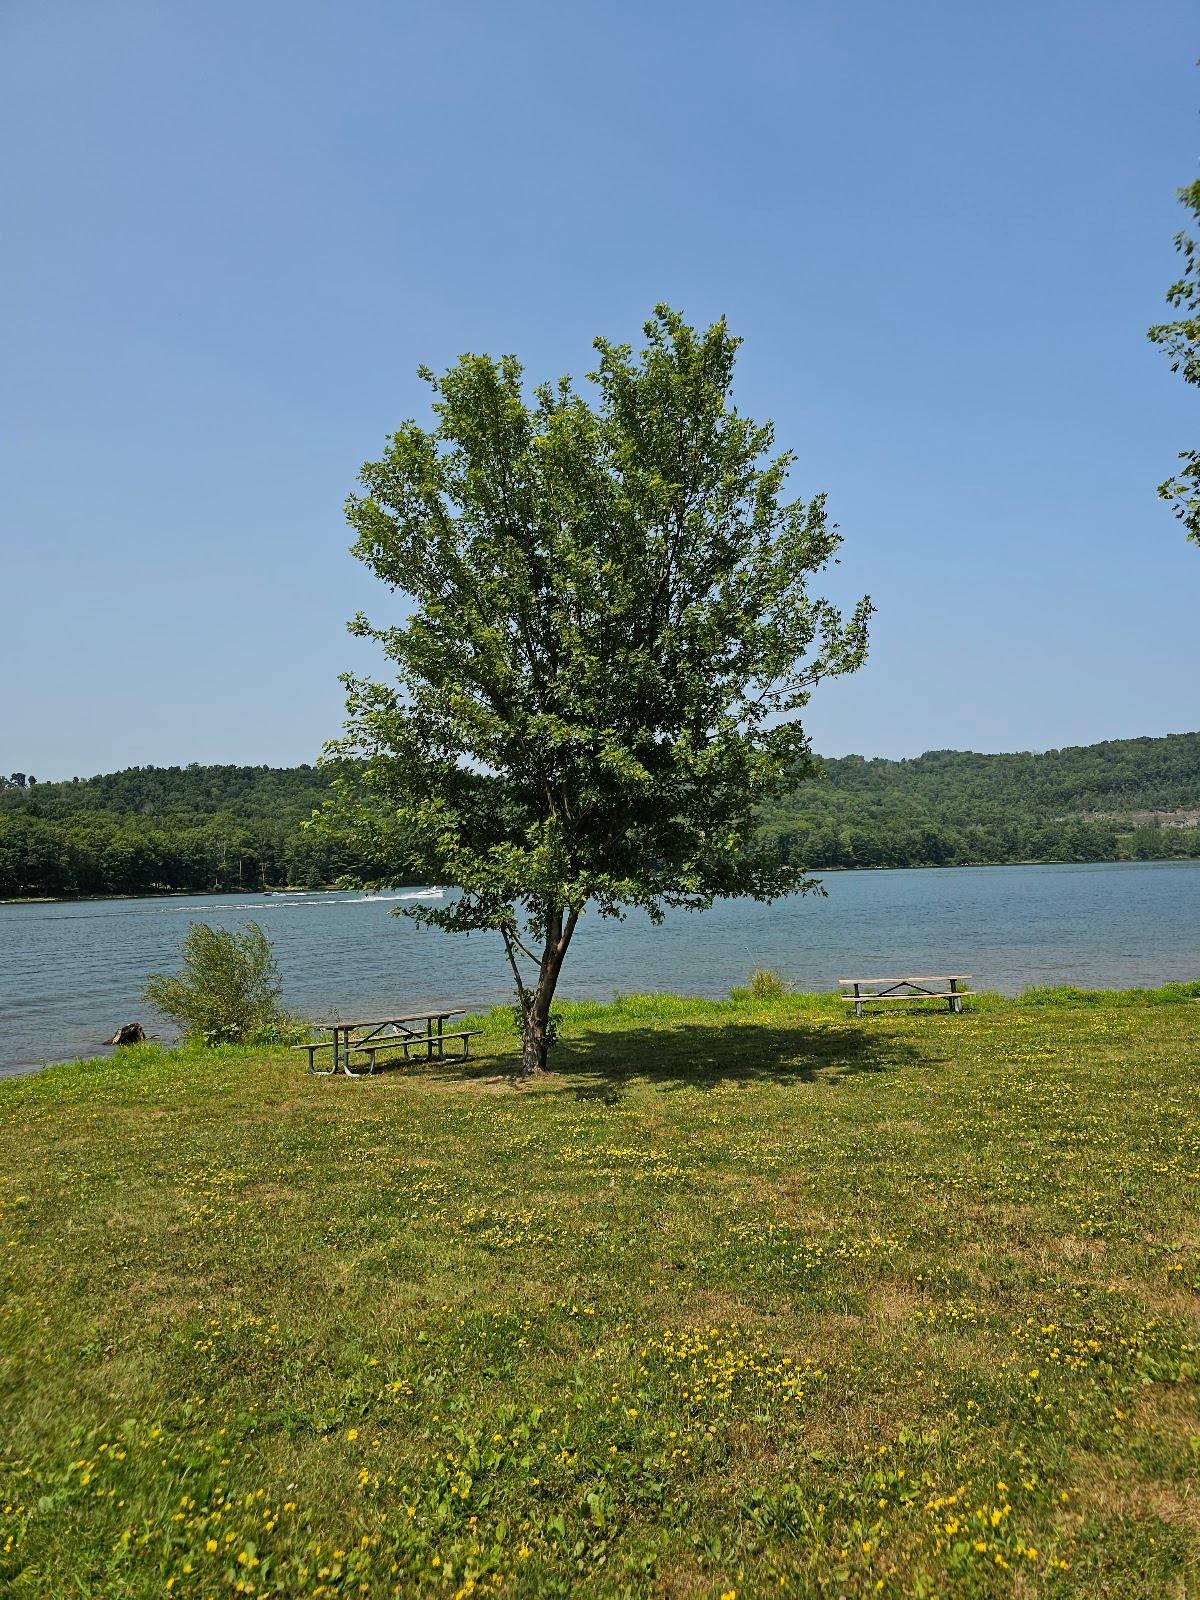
xmin=758 ymin=733 xmax=1200 ymax=869
xmin=2 ymin=732 xmax=1199 ymax=898
xmin=0 ymin=764 xmax=353 ymax=898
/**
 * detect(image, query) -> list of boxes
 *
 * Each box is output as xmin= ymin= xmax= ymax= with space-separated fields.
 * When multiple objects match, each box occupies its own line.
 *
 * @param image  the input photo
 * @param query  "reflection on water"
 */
xmin=1 ymin=860 xmax=1198 ymax=1074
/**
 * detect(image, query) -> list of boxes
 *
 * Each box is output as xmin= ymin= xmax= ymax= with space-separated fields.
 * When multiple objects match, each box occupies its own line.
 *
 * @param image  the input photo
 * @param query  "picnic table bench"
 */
xmin=291 ymin=1009 xmax=481 ymax=1077
xmin=838 ymin=976 xmax=973 ymax=1017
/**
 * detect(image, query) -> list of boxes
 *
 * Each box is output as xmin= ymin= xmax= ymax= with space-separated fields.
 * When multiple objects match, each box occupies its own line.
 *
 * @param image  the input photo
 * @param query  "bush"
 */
xmin=143 ymin=921 xmax=287 ymax=1046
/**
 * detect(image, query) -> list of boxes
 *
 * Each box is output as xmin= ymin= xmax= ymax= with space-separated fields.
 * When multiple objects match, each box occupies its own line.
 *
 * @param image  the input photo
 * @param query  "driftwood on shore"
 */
xmin=108 ymin=1023 xmax=146 ymax=1046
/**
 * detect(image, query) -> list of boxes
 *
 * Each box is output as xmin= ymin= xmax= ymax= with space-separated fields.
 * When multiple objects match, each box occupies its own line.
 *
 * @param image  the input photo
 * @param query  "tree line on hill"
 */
xmin=0 ymin=764 xmax=376 ymax=898
xmin=1 ymin=731 xmax=1198 ymax=899
xmin=758 ymin=734 xmax=1200 ymax=870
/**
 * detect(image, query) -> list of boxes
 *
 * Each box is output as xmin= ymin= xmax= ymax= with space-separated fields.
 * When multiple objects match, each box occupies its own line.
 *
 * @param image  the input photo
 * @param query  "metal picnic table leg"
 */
xmin=309 ymin=1038 xmax=337 ymax=1075
xmin=344 ymin=1039 xmax=374 ymax=1077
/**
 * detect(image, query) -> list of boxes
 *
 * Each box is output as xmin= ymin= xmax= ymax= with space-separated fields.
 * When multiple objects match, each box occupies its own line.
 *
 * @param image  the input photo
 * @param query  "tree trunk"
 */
xmin=515 ymin=905 xmax=579 ymax=1078
xmin=520 ymin=991 xmax=553 ymax=1077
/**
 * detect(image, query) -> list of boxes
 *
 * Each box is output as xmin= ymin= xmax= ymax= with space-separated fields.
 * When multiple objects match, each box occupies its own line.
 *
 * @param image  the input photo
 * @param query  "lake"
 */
xmin=2 ymin=859 xmax=1198 ymax=1075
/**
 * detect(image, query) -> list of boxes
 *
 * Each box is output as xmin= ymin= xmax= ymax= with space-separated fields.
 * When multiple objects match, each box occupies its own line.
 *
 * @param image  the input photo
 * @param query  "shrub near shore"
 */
xmin=0 ymin=988 xmax=1198 ymax=1596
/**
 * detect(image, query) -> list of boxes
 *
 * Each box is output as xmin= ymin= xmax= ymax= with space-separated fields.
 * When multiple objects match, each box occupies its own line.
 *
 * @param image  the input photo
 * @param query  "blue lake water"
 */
xmin=1 ymin=860 xmax=1199 ymax=1075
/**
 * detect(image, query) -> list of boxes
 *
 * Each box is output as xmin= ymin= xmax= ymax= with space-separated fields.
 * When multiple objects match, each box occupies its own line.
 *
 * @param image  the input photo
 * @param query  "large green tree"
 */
xmin=317 ymin=307 xmax=871 ymax=1075
xmin=1149 ymin=178 xmax=1200 ymax=545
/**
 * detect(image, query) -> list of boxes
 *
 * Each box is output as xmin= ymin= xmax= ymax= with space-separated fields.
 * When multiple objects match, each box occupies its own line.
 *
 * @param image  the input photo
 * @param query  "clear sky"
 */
xmin=2 ymin=0 xmax=1197 ymax=779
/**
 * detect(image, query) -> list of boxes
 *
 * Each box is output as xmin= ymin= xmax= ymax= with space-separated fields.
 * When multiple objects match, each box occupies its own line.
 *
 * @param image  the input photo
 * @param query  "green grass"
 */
xmin=1 ymin=989 xmax=1198 ymax=1598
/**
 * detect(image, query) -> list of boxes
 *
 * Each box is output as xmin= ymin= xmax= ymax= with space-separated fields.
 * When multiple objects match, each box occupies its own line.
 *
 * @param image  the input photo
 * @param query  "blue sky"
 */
xmin=2 ymin=0 xmax=1197 ymax=778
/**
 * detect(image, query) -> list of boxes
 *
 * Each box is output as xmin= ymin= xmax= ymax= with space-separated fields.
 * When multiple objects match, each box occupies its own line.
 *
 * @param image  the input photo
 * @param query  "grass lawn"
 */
xmin=1 ymin=989 xmax=1198 ymax=1598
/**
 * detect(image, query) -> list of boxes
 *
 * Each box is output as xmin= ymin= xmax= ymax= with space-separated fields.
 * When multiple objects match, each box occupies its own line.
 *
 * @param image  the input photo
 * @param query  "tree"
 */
xmin=315 ymin=307 xmax=871 ymax=1076
xmin=1149 ymin=177 xmax=1200 ymax=545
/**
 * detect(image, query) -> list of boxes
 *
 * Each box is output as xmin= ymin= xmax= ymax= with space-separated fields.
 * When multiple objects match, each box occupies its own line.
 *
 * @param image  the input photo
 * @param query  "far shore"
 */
xmin=3 ymin=853 xmax=1199 ymax=908
xmin=0 ymin=882 xmax=429 ymax=907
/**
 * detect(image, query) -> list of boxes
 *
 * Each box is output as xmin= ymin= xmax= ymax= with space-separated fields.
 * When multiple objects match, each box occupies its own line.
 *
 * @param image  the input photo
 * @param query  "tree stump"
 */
xmin=108 ymin=1023 xmax=146 ymax=1046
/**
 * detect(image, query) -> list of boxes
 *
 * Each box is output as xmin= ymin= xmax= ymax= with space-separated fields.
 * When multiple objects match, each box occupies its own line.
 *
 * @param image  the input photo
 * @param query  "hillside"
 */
xmin=2 ymin=731 xmax=1199 ymax=898
xmin=0 ymin=763 xmax=363 ymax=898
xmin=759 ymin=731 xmax=1200 ymax=869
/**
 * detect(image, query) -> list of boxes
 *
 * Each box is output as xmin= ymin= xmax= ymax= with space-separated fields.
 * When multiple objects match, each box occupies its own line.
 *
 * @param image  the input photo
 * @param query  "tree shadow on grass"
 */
xmin=437 ymin=1017 xmax=931 ymax=1098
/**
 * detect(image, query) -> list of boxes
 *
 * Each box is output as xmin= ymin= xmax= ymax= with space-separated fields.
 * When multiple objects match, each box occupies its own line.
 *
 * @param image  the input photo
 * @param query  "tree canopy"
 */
xmin=318 ymin=307 xmax=871 ymax=1073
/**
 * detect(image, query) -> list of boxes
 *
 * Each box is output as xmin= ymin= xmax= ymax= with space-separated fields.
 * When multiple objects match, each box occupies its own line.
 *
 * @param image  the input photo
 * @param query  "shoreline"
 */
xmin=0 ymin=883 xmax=426 ymax=907
xmin=4 ymin=975 xmax=1200 ymax=1081
xmin=3 ymin=854 xmax=1199 ymax=907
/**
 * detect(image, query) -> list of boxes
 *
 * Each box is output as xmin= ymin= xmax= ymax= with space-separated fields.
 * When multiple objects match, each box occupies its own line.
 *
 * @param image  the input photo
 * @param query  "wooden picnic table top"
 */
xmin=314 ymin=1010 xmax=468 ymax=1030
xmin=837 ymin=976 xmax=971 ymax=985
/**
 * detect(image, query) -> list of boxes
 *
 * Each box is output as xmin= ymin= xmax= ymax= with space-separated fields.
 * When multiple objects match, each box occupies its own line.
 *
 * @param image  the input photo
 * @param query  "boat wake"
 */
xmin=346 ymin=889 xmax=445 ymax=903
xmin=164 ymin=888 xmax=447 ymax=912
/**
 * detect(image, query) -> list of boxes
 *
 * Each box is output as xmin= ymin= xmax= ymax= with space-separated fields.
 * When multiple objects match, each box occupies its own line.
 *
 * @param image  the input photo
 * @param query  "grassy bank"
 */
xmin=1 ymin=991 xmax=1198 ymax=1597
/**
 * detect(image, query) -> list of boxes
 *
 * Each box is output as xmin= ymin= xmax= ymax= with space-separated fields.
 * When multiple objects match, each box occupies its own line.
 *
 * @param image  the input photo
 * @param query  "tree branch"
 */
xmin=500 ymin=925 xmax=534 ymax=1014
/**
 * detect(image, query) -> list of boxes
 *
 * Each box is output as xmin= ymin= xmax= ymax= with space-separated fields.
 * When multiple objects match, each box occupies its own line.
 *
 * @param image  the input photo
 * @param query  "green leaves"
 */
xmin=319 ymin=308 xmax=870 ymax=1055
xmin=1149 ymin=179 xmax=1200 ymax=545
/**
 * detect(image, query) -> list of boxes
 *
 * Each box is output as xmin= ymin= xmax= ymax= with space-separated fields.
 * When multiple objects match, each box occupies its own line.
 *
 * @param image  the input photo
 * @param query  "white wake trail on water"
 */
xmin=166 ymin=889 xmax=445 ymax=912
xmin=344 ymin=890 xmax=445 ymax=903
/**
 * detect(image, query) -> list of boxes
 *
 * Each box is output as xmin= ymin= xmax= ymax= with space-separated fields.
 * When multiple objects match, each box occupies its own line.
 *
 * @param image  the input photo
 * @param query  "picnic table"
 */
xmin=292 ymin=1009 xmax=480 ymax=1077
xmin=838 ymin=976 xmax=973 ymax=1017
